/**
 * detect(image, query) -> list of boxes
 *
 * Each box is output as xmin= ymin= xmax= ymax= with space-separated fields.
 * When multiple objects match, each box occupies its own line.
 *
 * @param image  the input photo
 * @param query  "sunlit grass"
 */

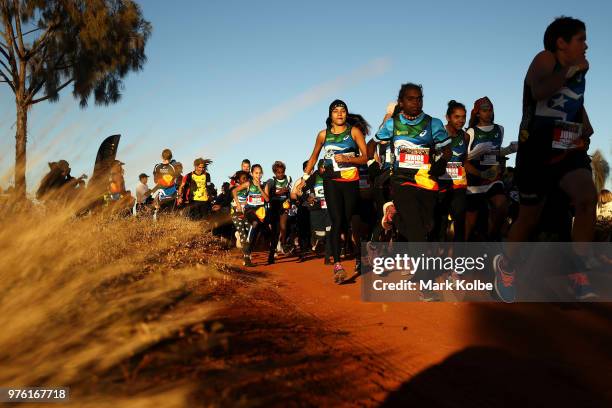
xmin=0 ymin=200 xmax=225 ymax=406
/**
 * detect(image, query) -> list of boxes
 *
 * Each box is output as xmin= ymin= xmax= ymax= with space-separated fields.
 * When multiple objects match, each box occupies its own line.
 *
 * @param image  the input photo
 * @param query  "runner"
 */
xmin=374 ymin=83 xmax=451 ymax=241
xmin=233 ymin=164 xmax=270 ymax=267
xmin=293 ymin=159 xmax=333 ymax=264
xmin=293 ymin=160 xmax=312 ymax=262
xmin=230 ymin=160 xmax=252 ymax=189
xmin=374 ymin=83 xmax=451 ymax=301
xmin=370 ymin=103 xmax=399 ymax=241
xmin=296 ymin=100 xmax=368 ymax=283
xmin=230 ymin=171 xmax=251 ymax=262
xmin=432 ymin=100 xmax=468 ymax=241
xmin=352 ymin=114 xmax=375 ymax=249
xmin=464 ymin=97 xmax=507 ymax=241
xmin=177 ymin=157 xmax=214 ymax=220
xmin=493 ymin=17 xmax=597 ymax=302
xmin=152 ymin=149 xmax=178 ymax=219
xmin=265 ymin=161 xmax=292 ymax=264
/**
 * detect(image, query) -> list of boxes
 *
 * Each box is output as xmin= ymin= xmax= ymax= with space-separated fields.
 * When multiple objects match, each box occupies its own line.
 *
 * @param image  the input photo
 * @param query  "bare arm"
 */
xmin=232 ymin=181 xmax=249 ymax=211
xmin=256 ymin=179 xmax=270 ymax=202
xmin=304 ymin=130 xmax=326 ymax=175
xmin=527 ymin=51 xmax=588 ymax=101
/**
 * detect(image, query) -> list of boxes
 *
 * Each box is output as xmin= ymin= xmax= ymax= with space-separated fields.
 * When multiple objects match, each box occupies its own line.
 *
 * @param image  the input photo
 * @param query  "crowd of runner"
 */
xmin=33 ymin=17 xmax=611 ymax=302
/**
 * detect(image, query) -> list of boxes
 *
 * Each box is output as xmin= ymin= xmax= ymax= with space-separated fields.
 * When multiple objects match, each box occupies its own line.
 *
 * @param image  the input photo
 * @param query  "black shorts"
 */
xmin=516 ymin=149 xmax=591 ymax=206
xmin=466 ymin=182 xmax=505 ymax=212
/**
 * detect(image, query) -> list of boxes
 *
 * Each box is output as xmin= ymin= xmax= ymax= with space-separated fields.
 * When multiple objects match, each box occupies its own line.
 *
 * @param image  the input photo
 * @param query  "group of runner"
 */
xmin=84 ymin=16 xmax=602 ymax=302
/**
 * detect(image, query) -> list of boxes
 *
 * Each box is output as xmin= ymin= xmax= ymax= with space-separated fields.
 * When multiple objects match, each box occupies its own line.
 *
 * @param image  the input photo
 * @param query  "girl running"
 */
xmin=233 ymin=164 xmax=270 ymax=267
xmin=230 ymin=171 xmax=250 ymax=258
xmin=265 ymin=161 xmax=292 ymax=264
xmin=464 ymin=97 xmax=507 ymax=241
xmin=433 ymin=100 xmax=468 ymax=241
xmin=296 ymin=100 xmax=368 ymax=283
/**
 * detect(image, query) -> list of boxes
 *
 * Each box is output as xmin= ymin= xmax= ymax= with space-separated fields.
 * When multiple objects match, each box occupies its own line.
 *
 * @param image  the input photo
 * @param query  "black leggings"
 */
xmin=244 ymin=207 xmax=267 ymax=256
xmin=267 ymin=201 xmax=288 ymax=256
xmin=432 ymin=188 xmax=466 ymax=242
xmin=323 ymin=178 xmax=360 ymax=263
xmin=392 ymin=181 xmax=437 ymax=242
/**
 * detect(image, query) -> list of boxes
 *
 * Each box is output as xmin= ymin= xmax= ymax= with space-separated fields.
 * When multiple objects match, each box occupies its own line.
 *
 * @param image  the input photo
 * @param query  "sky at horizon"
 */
xmin=1 ymin=0 xmax=611 ymax=193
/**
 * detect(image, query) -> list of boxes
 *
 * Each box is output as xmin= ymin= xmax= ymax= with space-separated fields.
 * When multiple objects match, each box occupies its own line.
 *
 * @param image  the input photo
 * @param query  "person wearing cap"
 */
xmin=135 ymin=172 xmax=151 ymax=214
xmin=464 ymin=97 xmax=507 ymax=241
xmin=295 ymin=99 xmax=368 ymax=284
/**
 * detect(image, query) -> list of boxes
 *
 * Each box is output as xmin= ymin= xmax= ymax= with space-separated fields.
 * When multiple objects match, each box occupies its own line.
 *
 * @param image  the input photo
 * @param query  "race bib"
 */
xmin=247 ymin=194 xmax=263 ymax=206
xmin=332 ymin=152 xmax=356 ymax=172
xmin=397 ymin=147 xmax=430 ymax=169
xmin=480 ymin=150 xmax=499 ymax=166
xmin=552 ymin=120 xmax=582 ymax=150
xmin=440 ymin=162 xmax=465 ymax=180
xmin=314 ymin=186 xmax=325 ymax=199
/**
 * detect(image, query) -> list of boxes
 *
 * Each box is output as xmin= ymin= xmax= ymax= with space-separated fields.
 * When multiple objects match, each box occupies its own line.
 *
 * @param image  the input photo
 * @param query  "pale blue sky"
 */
xmin=1 ymin=0 xmax=610 ymax=192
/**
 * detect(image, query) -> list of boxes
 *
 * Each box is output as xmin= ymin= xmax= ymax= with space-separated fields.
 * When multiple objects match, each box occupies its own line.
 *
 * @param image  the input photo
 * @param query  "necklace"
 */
xmin=403 ymin=112 xmax=421 ymax=120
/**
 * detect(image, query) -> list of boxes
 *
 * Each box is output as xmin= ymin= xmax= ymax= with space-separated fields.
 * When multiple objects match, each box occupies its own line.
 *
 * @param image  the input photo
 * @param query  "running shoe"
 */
xmin=567 ymin=272 xmax=598 ymax=300
xmin=334 ymin=263 xmax=346 ymax=284
xmin=243 ymin=255 xmax=253 ymax=267
xmin=267 ymin=253 xmax=275 ymax=265
xmin=381 ymin=201 xmax=396 ymax=231
xmin=276 ymin=241 xmax=285 ymax=255
xmin=493 ymin=254 xmax=516 ymax=303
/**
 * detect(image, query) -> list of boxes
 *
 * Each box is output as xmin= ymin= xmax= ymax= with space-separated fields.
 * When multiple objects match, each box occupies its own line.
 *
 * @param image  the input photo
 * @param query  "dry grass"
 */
xmin=0 ymin=200 xmax=228 ymax=406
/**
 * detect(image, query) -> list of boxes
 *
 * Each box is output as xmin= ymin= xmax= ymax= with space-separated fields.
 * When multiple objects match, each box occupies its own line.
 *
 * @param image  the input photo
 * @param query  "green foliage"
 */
xmin=1 ymin=0 xmax=151 ymax=107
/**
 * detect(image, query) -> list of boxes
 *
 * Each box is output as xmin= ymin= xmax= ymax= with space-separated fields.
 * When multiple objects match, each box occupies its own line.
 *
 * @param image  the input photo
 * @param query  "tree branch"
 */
xmin=11 ymin=0 xmax=26 ymax=57
xmin=26 ymin=22 xmax=57 ymax=59
xmin=22 ymin=26 xmax=41 ymax=36
xmin=0 ymin=67 xmax=15 ymax=92
xmin=26 ymin=50 xmax=63 ymax=102
xmin=0 ymin=56 xmax=11 ymax=75
xmin=29 ymin=77 xmax=72 ymax=105
xmin=1 ymin=2 xmax=19 ymax=76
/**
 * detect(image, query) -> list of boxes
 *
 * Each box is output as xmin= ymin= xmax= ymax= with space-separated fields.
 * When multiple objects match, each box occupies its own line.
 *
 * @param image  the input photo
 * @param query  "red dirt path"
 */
xmin=231 ymin=250 xmax=612 ymax=407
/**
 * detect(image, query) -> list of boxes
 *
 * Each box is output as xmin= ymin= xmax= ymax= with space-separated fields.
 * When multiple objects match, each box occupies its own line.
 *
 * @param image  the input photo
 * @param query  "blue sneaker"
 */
xmin=493 ymin=254 xmax=516 ymax=303
xmin=568 ymin=272 xmax=598 ymax=300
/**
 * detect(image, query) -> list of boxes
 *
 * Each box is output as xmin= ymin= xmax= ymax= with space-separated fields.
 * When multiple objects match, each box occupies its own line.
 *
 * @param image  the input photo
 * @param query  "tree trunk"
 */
xmin=14 ymin=103 xmax=27 ymax=198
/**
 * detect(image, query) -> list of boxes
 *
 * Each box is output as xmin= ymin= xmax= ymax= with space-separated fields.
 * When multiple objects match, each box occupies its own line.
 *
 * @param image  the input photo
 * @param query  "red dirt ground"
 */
xmin=224 ymin=249 xmax=612 ymax=407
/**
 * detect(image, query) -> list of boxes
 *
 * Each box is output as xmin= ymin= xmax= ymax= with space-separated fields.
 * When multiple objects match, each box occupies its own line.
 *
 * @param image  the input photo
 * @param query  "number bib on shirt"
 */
xmin=552 ymin=120 xmax=583 ymax=150
xmin=480 ymin=150 xmax=499 ymax=166
xmin=247 ymin=194 xmax=263 ymax=206
xmin=440 ymin=162 xmax=465 ymax=180
xmin=397 ymin=147 xmax=430 ymax=169
xmin=332 ymin=152 xmax=356 ymax=172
